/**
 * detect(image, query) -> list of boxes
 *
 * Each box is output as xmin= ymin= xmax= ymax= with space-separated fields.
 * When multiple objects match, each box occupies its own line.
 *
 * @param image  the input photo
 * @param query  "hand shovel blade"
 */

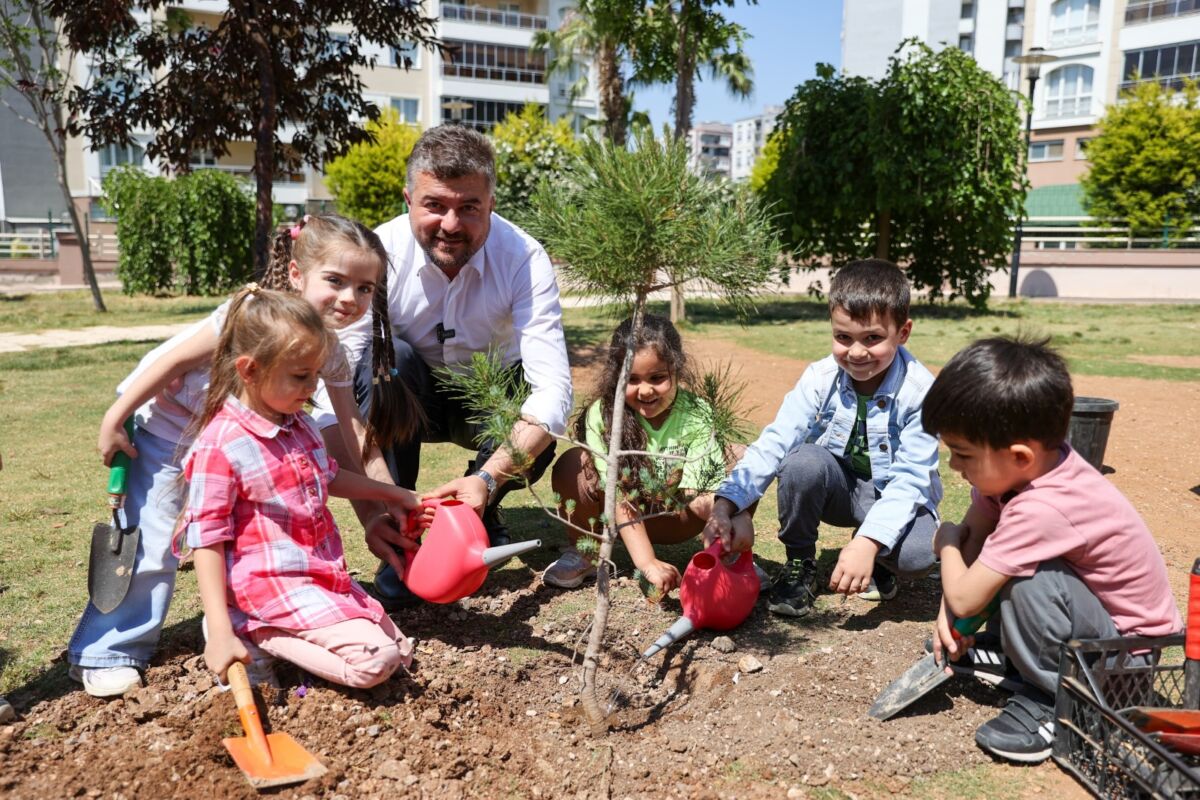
xmin=87 ymin=518 xmax=139 ymax=614
xmin=869 ymin=653 xmax=953 ymax=721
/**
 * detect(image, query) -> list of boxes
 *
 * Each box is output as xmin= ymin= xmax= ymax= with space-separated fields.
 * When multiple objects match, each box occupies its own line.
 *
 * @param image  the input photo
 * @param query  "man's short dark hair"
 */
xmin=922 ymin=336 xmax=1074 ymax=450
xmin=406 ymin=124 xmax=496 ymax=192
xmin=828 ymin=259 xmax=911 ymax=329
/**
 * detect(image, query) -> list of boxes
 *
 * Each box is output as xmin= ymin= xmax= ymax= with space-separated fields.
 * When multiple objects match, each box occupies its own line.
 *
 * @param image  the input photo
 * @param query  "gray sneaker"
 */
xmin=542 ymin=549 xmax=598 ymax=589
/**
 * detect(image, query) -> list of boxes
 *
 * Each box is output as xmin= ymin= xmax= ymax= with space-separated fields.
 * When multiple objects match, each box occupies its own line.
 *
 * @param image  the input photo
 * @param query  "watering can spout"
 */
xmin=641 ymin=616 xmax=696 ymax=660
xmin=481 ymin=539 xmax=542 ymax=567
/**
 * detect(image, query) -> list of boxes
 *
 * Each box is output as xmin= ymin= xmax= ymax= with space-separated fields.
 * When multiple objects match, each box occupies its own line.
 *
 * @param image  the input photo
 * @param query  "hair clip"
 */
xmin=245 ymin=281 xmax=261 ymax=295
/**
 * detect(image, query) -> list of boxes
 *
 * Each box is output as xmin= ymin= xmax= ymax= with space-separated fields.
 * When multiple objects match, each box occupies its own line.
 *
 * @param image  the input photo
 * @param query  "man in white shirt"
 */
xmin=312 ymin=124 xmax=572 ymax=609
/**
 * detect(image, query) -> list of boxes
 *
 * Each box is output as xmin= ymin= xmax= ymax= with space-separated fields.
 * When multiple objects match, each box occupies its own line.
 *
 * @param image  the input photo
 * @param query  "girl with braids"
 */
xmin=67 ymin=213 xmax=419 ymax=699
xmin=542 ymin=315 xmax=753 ymax=594
xmin=184 ymin=288 xmax=415 ymax=689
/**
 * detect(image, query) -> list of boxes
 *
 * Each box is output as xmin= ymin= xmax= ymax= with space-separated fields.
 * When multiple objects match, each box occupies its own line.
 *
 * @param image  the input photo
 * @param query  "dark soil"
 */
xmin=3 ymin=336 xmax=1194 ymax=800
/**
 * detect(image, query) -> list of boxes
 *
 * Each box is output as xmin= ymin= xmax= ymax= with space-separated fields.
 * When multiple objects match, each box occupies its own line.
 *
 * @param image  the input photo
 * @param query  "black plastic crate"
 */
xmin=1053 ymin=632 xmax=1200 ymax=799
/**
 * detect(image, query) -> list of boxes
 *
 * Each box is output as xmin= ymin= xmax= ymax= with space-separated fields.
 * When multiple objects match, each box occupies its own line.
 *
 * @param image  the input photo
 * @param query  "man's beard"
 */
xmin=421 ymin=234 xmax=477 ymax=272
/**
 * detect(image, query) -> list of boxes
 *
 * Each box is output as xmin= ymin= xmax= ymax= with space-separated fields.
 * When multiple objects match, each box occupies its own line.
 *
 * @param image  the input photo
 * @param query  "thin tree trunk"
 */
xmin=875 ymin=208 xmax=892 ymax=261
xmin=48 ymin=112 xmax=106 ymax=311
xmin=246 ymin=6 xmax=276 ymax=280
xmin=580 ymin=296 xmax=646 ymax=734
xmin=595 ymin=38 xmax=628 ymax=146
xmin=670 ymin=0 xmax=696 ymax=324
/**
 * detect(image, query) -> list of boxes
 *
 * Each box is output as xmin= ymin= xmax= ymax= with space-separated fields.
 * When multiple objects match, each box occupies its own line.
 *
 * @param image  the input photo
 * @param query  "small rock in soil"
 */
xmin=709 ymin=636 xmax=736 ymax=653
xmin=737 ymin=655 xmax=763 ymax=673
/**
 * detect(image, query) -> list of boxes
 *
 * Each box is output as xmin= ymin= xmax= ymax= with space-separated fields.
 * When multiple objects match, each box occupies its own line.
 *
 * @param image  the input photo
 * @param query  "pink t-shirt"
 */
xmin=975 ymin=444 xmax=1181 ymax=637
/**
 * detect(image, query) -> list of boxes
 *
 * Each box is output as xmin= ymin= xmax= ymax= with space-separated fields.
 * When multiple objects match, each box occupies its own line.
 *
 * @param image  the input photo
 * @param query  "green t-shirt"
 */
xmin=845 ymin=393 xmax=873 ymax=479
xmin=584 ymin=390 xmax=725 ymax=492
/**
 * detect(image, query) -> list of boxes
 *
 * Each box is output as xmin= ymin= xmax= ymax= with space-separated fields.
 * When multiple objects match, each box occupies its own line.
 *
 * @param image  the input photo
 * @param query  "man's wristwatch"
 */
xmin=472 ymin=468 xmax=497 ymax=499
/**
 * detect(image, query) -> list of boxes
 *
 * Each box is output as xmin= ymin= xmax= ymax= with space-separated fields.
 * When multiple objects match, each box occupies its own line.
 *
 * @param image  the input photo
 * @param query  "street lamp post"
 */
xmin=1009 ymin=47 xmax=1058 ymax=299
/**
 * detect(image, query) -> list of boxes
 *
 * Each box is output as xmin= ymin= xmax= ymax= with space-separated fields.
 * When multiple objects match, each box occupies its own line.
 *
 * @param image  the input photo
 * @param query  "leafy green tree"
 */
xmin=490 ymin=103 xmax=581 ymax=215
xmin=1081 ymin=79 xmax=1200 ymax=238
xmin=324 ymin=108 xmax=422 ymax=229
xmin=747 ymin=129 xmax=780 ymax=194
xmin=446 ymin=129 xmax=779 ymax=734
xmin=0 ymin=0 xmax=106 ymax=310
xmin=48 ymin=0 xmax=440 ymax=278
xmin=766 ymin=43 xmax=1026 ymax=306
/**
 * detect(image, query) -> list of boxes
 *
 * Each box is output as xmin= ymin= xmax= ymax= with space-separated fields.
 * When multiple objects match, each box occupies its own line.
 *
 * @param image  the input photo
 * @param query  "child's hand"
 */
xmin=701 ymin=498 xmax=736 ymax=550
xmin=828 ymin=535 xmax=881 ymax=595
xmin=97 ymin=415 xmax=137 ymax=466
xmin=640 ymin=559 xmax=682 ymax=594
xmin=365 ymin=513 xmax=416 ymax=579
xmin=728 ymin=511 xmax=755 ymax=553
xmin=204 ymin=630 xmax=250 ymax=683
xmin=932 ymin=521 xmax=966 ymax=556
xmin=932 ymin=596 xmax=970 ymax=670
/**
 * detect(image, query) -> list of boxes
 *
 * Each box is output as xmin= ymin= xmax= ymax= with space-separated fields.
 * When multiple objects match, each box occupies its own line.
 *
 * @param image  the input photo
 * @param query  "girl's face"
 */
xmin=238 ymin=340 xmax=325 ymax=424
xmin=625 ymin=346 xmax=678 ymax=429
xmin=289 ymin=245 xmax=381 ymax=329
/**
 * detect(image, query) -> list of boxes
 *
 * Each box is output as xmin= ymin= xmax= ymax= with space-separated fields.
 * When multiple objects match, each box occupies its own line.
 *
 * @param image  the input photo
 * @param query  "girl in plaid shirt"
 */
xmin=69 ymin=215 xmax=421 ymax=698
xmin=185 ymin=287 xmax=420 ymax=689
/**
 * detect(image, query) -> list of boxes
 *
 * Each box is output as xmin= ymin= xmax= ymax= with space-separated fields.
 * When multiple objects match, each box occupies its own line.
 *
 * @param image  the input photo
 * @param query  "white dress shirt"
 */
xmin=310 ymin=212 xmax=573 ymax=436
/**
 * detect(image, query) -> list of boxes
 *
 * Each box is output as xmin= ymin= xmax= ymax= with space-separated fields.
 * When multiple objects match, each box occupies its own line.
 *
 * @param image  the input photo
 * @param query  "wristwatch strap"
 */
xmin=472 ymin=468 xmax=497 ymax=498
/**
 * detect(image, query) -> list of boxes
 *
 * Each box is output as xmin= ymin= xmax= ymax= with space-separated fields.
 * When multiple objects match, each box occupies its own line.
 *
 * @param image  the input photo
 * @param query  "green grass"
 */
xmin=910 ymin=764 xmax=1040 ymax=799
xmin=0 ymin=290 xmax=221 ymax=332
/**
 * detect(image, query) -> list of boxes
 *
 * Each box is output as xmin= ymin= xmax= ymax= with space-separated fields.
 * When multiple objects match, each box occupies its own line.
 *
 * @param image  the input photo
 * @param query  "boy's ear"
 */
xmin=896 ymin=319 xmax=913 ymax=344
xmin=234 ymin=355 xmax=259 ymax=385
xmin=1009 ymin=442 xmax=1036 ymax=469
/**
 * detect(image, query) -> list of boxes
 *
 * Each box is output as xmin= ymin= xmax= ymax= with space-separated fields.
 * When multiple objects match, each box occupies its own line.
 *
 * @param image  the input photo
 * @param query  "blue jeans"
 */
xmin=68 ymin=428 xmax=184 ymax=671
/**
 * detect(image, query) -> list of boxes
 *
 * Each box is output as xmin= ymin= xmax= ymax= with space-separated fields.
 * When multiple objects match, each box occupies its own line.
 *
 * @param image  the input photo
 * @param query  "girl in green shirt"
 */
xmin=542 ymin=315 xmax=751 ymax=594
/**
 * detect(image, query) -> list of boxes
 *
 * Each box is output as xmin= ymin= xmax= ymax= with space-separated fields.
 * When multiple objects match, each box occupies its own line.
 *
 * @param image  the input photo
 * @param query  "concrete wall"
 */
xmin=990 ymin=249 xmax=1200 ymax=300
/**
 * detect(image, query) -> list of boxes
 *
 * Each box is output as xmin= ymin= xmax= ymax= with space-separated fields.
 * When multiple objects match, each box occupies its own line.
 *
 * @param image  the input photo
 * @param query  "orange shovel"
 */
xmin=222 ymin=662 xmax=327 ymax=790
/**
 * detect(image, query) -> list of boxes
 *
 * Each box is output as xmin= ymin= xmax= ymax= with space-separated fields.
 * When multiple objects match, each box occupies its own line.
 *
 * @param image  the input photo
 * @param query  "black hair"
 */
xmin=263 ymin=212 xmax=421 ymax=456
xmin=573 ymin=314 xmax=694 ymax=494
xmin=922 ymin=335 xmax=1074 ymax=449
xmin=828 ymin=258 xmax=911 ymax=330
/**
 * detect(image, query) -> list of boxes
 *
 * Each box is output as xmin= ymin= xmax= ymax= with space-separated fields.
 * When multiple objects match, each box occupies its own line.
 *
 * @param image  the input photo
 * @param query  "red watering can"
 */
xmin=641 ymin=541 xmax=761 ymax=659
xmin=402 ymin=498 xmax=542 ymax=604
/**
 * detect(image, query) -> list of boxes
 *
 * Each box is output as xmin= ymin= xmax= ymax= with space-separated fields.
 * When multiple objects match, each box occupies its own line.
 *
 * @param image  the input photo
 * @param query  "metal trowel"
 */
xmin=87 ymin=418 xmax=141 ymax=614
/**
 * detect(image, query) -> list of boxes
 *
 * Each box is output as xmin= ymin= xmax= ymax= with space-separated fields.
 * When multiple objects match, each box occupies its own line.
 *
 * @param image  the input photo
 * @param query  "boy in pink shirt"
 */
xmin=921 ymin=337 xmax=1181 ymax=764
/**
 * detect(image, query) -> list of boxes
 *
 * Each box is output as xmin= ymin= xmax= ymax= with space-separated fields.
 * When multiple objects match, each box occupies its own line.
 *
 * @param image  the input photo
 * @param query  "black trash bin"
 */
xmin=1067 ymin=397 xmax=1119 ymax=471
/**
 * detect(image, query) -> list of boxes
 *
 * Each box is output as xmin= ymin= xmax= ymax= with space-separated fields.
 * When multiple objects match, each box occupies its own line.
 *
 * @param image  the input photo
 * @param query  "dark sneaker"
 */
xmin=767 ymin=558 xmax=819 ymax=617
xmin=923 ymin=632 xmax=1022 ymax=690
xmin=482 ymin=505 xmax=510 ymax=547
xmin=371 ymin=559 xmax=422 ymax=612
xmin=857 ymin=565 xmax=898 ymax=601
xmin=975 ymin=692 xmax=1056 ymax=763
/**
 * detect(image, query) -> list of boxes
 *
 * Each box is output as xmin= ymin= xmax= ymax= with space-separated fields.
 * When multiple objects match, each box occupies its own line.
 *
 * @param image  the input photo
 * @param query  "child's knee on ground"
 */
xmin=341 ymin=639 xmax=410 ymax=688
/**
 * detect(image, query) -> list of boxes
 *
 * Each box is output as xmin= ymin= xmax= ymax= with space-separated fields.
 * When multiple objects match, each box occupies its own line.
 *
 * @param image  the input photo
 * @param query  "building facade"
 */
xmin=3 ymin=0 xmax=599 ymax=232
xmin=686 ymin=122 xmax=733 ymax=180
xmin=730 ymin=105 xmax=781 ymax=182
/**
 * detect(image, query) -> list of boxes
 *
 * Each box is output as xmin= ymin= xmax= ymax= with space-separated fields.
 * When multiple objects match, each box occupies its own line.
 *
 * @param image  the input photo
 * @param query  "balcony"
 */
xmin=440 ymin=3 xmax=548 ymax=31
xmin=1125 ymin=0 xmax=1200 ymax=24
xmin=1044 ymin=95 xmax=1093 ymax=119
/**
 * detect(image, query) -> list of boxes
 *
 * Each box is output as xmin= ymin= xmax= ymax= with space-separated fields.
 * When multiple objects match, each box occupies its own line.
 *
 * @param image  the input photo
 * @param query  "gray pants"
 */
xmin=1000 ymin=559 xmax=1120 ymax=698
xmin=776 ymin=443 xmax=937 ymax=577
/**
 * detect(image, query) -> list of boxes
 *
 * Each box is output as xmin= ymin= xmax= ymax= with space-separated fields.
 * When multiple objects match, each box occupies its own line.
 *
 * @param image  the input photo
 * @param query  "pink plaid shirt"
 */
xmin=182 ymin=396 xmax=384 ymax=637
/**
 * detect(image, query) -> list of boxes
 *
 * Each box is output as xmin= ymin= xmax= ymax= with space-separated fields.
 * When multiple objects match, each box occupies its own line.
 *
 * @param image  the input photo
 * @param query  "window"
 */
xmin=391 ymin=97 xmax=420 ymax=124
xmin=439 ymin=96 xmax=536 ymax=130
xmin=1050 ymin=0 xmax=1100 ymax=47
xmin=98 ymin=142 xmax=145 ymax=177
xmin=959 ymin=35 xmax=974 ymax=53
xmin=961 ymin=2 xmax=975 ymax=19
xmin=1044 ymin=64 xmax=1093 ymax=118
xmin=1075 ymin=137 xmax=1091 ymax=160
xmin=1005 ymin=40 xmax=1023 ymax=59
xmin=189 ymin=150 xmax=218 ymax=169
xmin=442 ymin=39 xmax=545 ymax=84
xmin=1006 ymin=7 xmax=1025 ymax=24
xmin=394 ymin=40 xmax=421 ymax=69
xmin=1029 ymin=140 xmax=1064 ymax=161
xmin=1123 ymin=41 xmax=1200 ymax=89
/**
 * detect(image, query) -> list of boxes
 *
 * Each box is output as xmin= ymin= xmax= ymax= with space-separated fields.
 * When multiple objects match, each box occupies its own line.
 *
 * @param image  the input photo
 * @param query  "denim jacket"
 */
xmin=717 ymin=346 xmax=942 ymax=554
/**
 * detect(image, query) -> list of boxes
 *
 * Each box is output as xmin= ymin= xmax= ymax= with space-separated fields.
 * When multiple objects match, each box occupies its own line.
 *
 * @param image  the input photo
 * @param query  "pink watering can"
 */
xmin=641 ymin=541 xmax=761 ymax=659
xmin=402 ymin=498 xmax=542 ymax=604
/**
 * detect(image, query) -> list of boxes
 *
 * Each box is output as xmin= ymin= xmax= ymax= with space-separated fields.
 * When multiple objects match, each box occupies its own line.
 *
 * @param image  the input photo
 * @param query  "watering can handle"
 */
xmin=403 ymin=496 xmax=448 ymax=538
xmin=703 ymin=539 xmax=752 ymax=569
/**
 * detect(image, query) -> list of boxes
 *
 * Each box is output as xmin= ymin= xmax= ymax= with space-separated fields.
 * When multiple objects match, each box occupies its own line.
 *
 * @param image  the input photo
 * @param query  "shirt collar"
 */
xmin=837 ymin=346 xmax=908 ymax=398
xmin=223 ymin=395 xmax=296 ymax=439
xmin=414 ymin=221 xmax=490 ymax=280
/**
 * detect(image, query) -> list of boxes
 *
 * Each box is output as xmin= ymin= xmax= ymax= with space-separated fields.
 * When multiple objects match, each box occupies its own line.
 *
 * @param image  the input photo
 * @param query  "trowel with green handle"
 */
xmin=869 ymin=596 xmax=1002 ymax=721
xmin=87 ymin=418 xmax=141 ymax=614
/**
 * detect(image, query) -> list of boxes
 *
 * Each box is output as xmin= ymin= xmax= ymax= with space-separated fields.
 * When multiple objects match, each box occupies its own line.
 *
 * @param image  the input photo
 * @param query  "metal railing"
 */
xmin=441 ymin=2 xmax=548 ymax=30
xmin=1125 ymin=0 xmax=1200 ymax=24
xmin=1120 ymin=71 xmax=1200 ymax=92
xmin=442 ymin=63 xmax=545 ymax=84
xmin=1044 ymin=95 xmax=1093 ymax=118
xmin=0 ymin=231 xmax=120 ymax=259
xmin=1022 ymin=216 xmax=1200 ymax=249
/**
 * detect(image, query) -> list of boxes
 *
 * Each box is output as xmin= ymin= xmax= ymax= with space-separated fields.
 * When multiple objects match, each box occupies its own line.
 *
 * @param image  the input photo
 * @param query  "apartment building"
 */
xmin=0 ymin=0 xmax=599 ymax=231
xmin=686 ymin=122 xmax=733 ymax=180
xmin=730 ymin=105 xmax=781 ymax=182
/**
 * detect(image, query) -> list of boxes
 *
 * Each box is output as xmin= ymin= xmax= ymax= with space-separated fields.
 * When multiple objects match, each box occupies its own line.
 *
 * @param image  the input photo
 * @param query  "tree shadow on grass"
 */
xmin=675 ymin=296 xmax=1021 ymax=328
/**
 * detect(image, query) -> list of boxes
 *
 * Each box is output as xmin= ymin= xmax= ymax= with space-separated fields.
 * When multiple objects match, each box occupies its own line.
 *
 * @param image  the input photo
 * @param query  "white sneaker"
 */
xmin=68 ymin=664 xmax=142 ymax=698
xmin=542 ymin=549 xmax=598 ymax=589
xmin=201 ymin=616 xmax=280 ymax=689
xmin=0 ymin=695 xmax=16 ymax=724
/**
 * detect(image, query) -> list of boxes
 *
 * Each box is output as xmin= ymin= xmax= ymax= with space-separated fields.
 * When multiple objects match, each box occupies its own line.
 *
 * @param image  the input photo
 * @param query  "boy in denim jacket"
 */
xmin=704 ymin=259 xmax=941 ymax=617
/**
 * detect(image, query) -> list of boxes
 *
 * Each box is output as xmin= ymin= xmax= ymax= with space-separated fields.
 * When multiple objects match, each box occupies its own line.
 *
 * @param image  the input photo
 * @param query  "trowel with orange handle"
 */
xmin=222 ymin=661 xmax=327 ymax=790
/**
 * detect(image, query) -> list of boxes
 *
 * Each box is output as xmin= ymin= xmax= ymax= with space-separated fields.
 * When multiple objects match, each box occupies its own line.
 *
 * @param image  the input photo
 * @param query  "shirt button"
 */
xmin=879 ymin=443 xmax=889 ymax=452
xmin=876 ymin=399 xmax=886 ymax=409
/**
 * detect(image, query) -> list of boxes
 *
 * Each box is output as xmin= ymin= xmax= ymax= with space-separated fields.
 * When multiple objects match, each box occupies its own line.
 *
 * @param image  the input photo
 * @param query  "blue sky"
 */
xmin=634 ymin=1 xmax=845 ymax=129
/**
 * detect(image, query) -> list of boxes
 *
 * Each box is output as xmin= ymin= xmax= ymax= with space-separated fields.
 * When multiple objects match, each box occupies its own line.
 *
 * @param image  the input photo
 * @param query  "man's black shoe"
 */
xmin=483 ymin=505 xmax=510 ymax=547
xmin=767 ymin=557 xmax=819 ymax=618
xmin=371 ymin=559 xmax=422 ymax=612
xmin=975 ymin=691 xmax=1055 ymax=763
